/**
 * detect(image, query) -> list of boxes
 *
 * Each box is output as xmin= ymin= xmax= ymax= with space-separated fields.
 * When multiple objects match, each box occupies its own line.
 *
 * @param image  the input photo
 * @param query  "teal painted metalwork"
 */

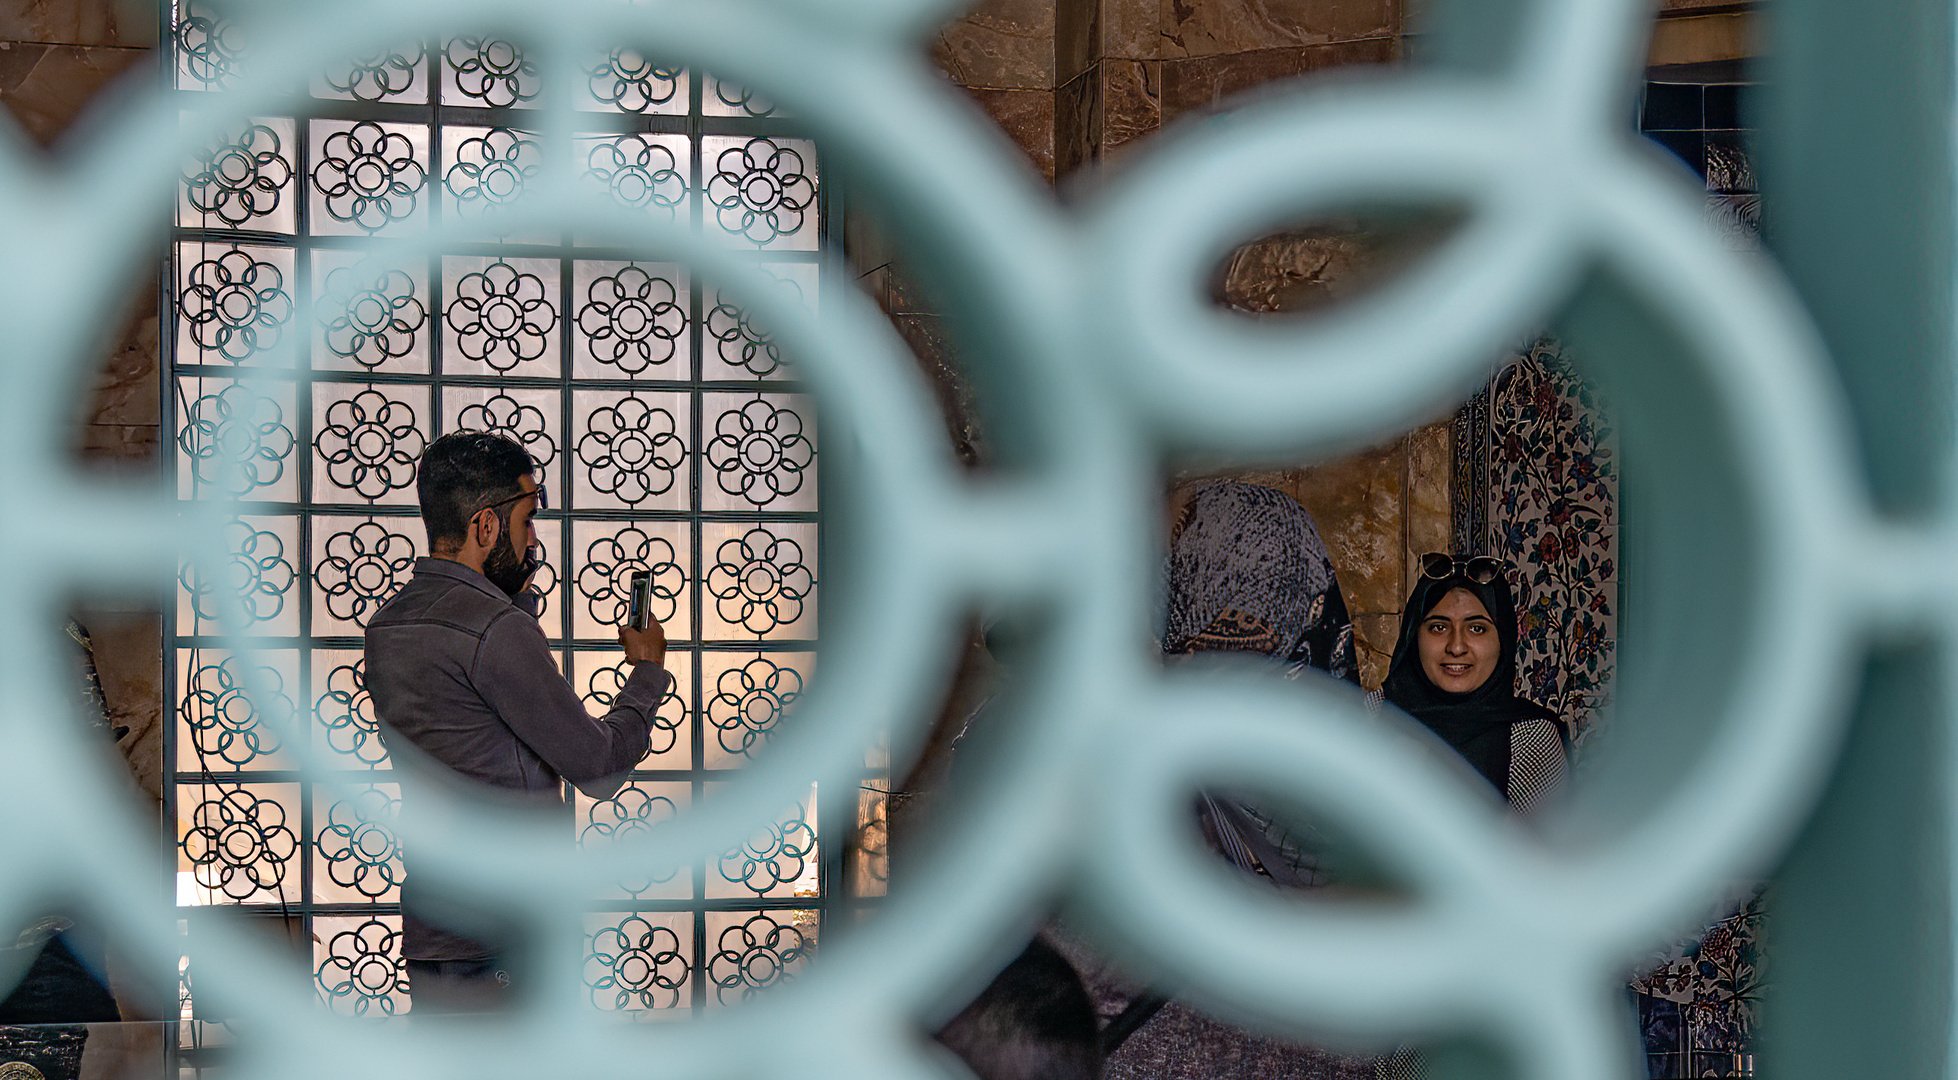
xmin=0 ymin=0 xmax=1916 ymax=1076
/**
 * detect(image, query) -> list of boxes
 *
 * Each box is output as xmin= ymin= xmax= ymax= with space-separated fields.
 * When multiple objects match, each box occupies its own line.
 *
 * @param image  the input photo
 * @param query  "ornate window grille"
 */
xmin=164 ymin=3 xmax=836 ymax=1035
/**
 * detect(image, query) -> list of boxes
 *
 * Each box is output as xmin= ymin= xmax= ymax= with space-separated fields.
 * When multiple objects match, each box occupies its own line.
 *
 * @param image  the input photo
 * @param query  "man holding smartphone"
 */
xmin=363 ymin=431 xmax=670 ymax=1013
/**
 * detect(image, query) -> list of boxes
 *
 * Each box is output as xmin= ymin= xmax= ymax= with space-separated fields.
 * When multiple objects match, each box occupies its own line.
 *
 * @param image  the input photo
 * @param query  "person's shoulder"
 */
xmin=1509 ymin=698 xmax=1560 ymax=724
xmin=1508 ymin=705 xmax=1572 ymax=754
xmin=368 ymin=565 xmax=514 ymax=636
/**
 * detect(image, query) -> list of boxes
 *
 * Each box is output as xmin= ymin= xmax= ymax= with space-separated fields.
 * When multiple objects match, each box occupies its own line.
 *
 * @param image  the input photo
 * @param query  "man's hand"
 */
xmin=619 ymin=617 xmax=667 ymax=667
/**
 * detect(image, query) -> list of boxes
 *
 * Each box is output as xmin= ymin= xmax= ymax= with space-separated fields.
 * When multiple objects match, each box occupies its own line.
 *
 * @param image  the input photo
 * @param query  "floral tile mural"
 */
xmin=1456 ymin=336 xmax=1618 ymax=740
xmin=1456 ymin=337 xmax=1759 ymax=1079
xmin=1634 ymin=890 xmax=1766 ymax=1079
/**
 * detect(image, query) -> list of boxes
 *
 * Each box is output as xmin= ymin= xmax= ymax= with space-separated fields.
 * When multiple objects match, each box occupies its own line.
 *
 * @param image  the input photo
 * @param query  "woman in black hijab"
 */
xmin=1381 ymin=554 xmax=1570 ymax=811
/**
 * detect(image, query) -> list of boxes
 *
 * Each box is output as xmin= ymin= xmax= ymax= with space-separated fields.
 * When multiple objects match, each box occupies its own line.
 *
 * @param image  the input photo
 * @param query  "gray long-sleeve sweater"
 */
xmin=365 ymin=557 xmax=670 ymax=960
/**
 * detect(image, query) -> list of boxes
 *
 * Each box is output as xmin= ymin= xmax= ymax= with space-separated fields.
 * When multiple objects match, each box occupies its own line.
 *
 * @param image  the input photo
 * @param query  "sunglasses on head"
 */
xmin=479 ymin=483 xmax=548 ymax=515
xmin=1419 ymin=552 xmax=1510 ymax=584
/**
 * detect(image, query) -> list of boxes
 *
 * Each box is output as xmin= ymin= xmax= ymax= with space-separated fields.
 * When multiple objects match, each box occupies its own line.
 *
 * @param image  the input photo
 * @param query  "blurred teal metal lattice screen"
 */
xmin=0 ymin=0 xmax=1935 ymax=1077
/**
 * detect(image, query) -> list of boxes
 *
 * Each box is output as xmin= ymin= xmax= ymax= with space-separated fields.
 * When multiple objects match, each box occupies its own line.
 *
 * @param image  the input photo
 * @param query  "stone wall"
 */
xmin=933 ymin=0 xmax=1403 ymax=184
xmin=930 ymin=0 xmax=1429 ymax=690
xmin=3 ymin=0 xmax=165 ymax=813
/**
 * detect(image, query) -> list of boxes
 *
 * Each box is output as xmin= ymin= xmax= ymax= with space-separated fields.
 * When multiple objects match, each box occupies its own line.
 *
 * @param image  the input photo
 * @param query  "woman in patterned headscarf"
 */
xmin=1056 ymin=480 xmax=1374 ymax=1080
xmin=1163 ymin=480 xmax=1358 ymax=683
xmin=1380 ymin=555 xmax=1569 ymax=812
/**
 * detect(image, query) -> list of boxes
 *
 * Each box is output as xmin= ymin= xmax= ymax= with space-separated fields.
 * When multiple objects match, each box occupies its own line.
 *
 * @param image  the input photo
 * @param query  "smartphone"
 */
xmin=628 ymin=570 xmax=652 ymax=630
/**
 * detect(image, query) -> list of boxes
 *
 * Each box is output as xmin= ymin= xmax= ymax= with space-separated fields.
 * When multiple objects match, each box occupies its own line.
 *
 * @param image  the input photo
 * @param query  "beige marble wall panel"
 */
xmin=77 ymin=608 xmax=165 ymax=807
xmin=1055 ymin=65 xmax=1098 ymax=181
xmin=1403 ymin=419 xmax=1453 ymax=573
xmin=1288 ymin=445 xmax=1406 ymax=626
xmin=1161 ymin=37 xmax=1395 ymax=124
xmin=83 ymin=293 xmax=158 ymax=429
xmin=1100 ymin=59 xmax=1161 ymax=158
xmin=1056 ymin=0 xmax=1100 ymax=87
xmin=933 ymin=0 xmax=1056 ymax=89
xmin=77 ymin=423 xmax=158 ymax=463
xmin=1351 ymin=612 xmax=1398 ymax=689
xmin=76 ymin=282 xmax=159 ymax=480
xmin=855 ymin=264 xmax=893 ymax=315
xmin=884 ymin=263 xmax=939 ymax=316
xmin=962 ymin=86 xmax=1057 ymax=183
xmin=0 ymin=43 xmax=148 ymax=145
xmin=1100 ymin=0 xmax=1159 ymax=59
xmin=1218 ymin=231 xmax=1372 ymax=314
xmin=0 ymin=0 xmax=155 ymax=48
xmin=1648 ymin=11 xmax=1751 ymax=67
xmin=893 ymin=313 xmax=987 ymax=466
xmin=1163 ymin=0 xmax=1397 ymax=58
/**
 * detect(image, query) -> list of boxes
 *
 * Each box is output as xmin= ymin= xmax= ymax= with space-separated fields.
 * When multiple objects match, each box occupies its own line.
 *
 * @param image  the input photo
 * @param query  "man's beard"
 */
xmin=482 ymin=515 xmax=540 ymax=599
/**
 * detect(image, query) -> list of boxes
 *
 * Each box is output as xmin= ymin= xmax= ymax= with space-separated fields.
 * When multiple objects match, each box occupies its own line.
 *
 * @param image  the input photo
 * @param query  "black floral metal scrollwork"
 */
xmin=446 ymin=129 xmax=540 ymax=217
xmin=577 ymin=527 xmax=683 ymax=626
xmin=315 ymin=520 xmax=417 ymax=624
xmin=709 ymin=657 xmax=803 ymax=757
xmin=326 ymin=44 xmax=425 ymax=102
xmin=319 ymin=265 xmax=426 ymax=368
xmin=581 ymin=784 xmax=679 ymax=845
xmin=315 ymin=388 xmax=426 ymax=499
xmin=445 ymin=37 xmax=537 ymax=107
xmin=707 ymin=300 xmax=785 ymax=377
xmin=579 ymin=266 xmax=686 ymax=375
xmin=588 ymin=50 xmax=681 ymax=113
xmin=711 ymin=79 xmax=776 ymax=118
xmin=179 ymin=249 xmax=293 ymax=362
xmin=706 ymin=398 xmax=812 ymax=506
xmin=176 ymin=2 xmax=243 ymax=88
xmin=456 ymin=393 xmax=556 ymax=467
xmin=446 ymin=261 xmax=556 ymax=371
xmin=178 ymin=384 xmax=295 ymax=496
xmin=315 ymin=919 xmax=407 ymax=1017
xmin=580 ymin=785 xmax=682 ymax=895
xmin=577 ymin=398 xmax=686 ymax=505
xmin=181 ymin=655 xmax=293 ymax=768
xmin=587 ymin=916 xmax=688 ymax=1011
xmin=520 ymin=553 xmax=557 ymax=621
xmin=581 ymin=661 xmax=684 ymax=758
xmin=706 ymin=138 xmax=815 ymax=244
xmin=316 ymin=787 xmax=401 ymax=900
xmin=311 ymin=122 xmax=427 ymax=232
xmin=182 ymin=784 xmax=299 ymax=902
xmin=317 ymin=660 xmax=388 ymax=767
xmin=184 ymin=124 xmax=291 ymax=227
xmin=718 ymin=806 xmax=816 ymax=895
xmin=708 ymin=914 xmax=809 ymax=1004
xmin=585 ymin=135 xmax=686 ymax=214
xmin=707 ymin=527 xmax=813 ymax=635
xmin=182 ymin=519 xmax=294 ymax=625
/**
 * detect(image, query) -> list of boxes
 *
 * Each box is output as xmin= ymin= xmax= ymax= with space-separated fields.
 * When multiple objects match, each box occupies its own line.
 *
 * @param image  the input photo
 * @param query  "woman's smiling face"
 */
xmin=1418 ymin=587 xmax=1498 ymax=694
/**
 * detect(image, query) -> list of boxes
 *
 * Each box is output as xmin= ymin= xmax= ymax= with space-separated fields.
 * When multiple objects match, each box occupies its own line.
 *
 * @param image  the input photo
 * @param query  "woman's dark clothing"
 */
xmin=1381 ymin=570 xmax=1567 ymax=804
xmin=1076 ymin=479 xmax=1372 ymax=1080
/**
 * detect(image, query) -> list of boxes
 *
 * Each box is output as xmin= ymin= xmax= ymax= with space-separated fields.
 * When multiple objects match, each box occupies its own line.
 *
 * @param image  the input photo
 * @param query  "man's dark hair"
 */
xmin=418 ymin=432 xmax=536 ymax=554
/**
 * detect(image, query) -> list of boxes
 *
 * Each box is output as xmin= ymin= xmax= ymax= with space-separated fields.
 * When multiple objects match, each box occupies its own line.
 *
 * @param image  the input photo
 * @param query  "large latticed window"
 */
xmin=165 ymin=3 xmax=835 ymax=1031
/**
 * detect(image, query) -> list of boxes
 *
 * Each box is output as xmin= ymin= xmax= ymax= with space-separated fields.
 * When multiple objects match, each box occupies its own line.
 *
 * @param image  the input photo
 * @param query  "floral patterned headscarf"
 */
xmin=1163 ymin=481 xmax=1358 ymax=684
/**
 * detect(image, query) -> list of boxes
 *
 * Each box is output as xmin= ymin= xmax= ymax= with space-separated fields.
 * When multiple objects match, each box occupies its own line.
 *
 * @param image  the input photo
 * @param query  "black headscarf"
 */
xmin=1381 ymin=569 xmax=1558 ymax=800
